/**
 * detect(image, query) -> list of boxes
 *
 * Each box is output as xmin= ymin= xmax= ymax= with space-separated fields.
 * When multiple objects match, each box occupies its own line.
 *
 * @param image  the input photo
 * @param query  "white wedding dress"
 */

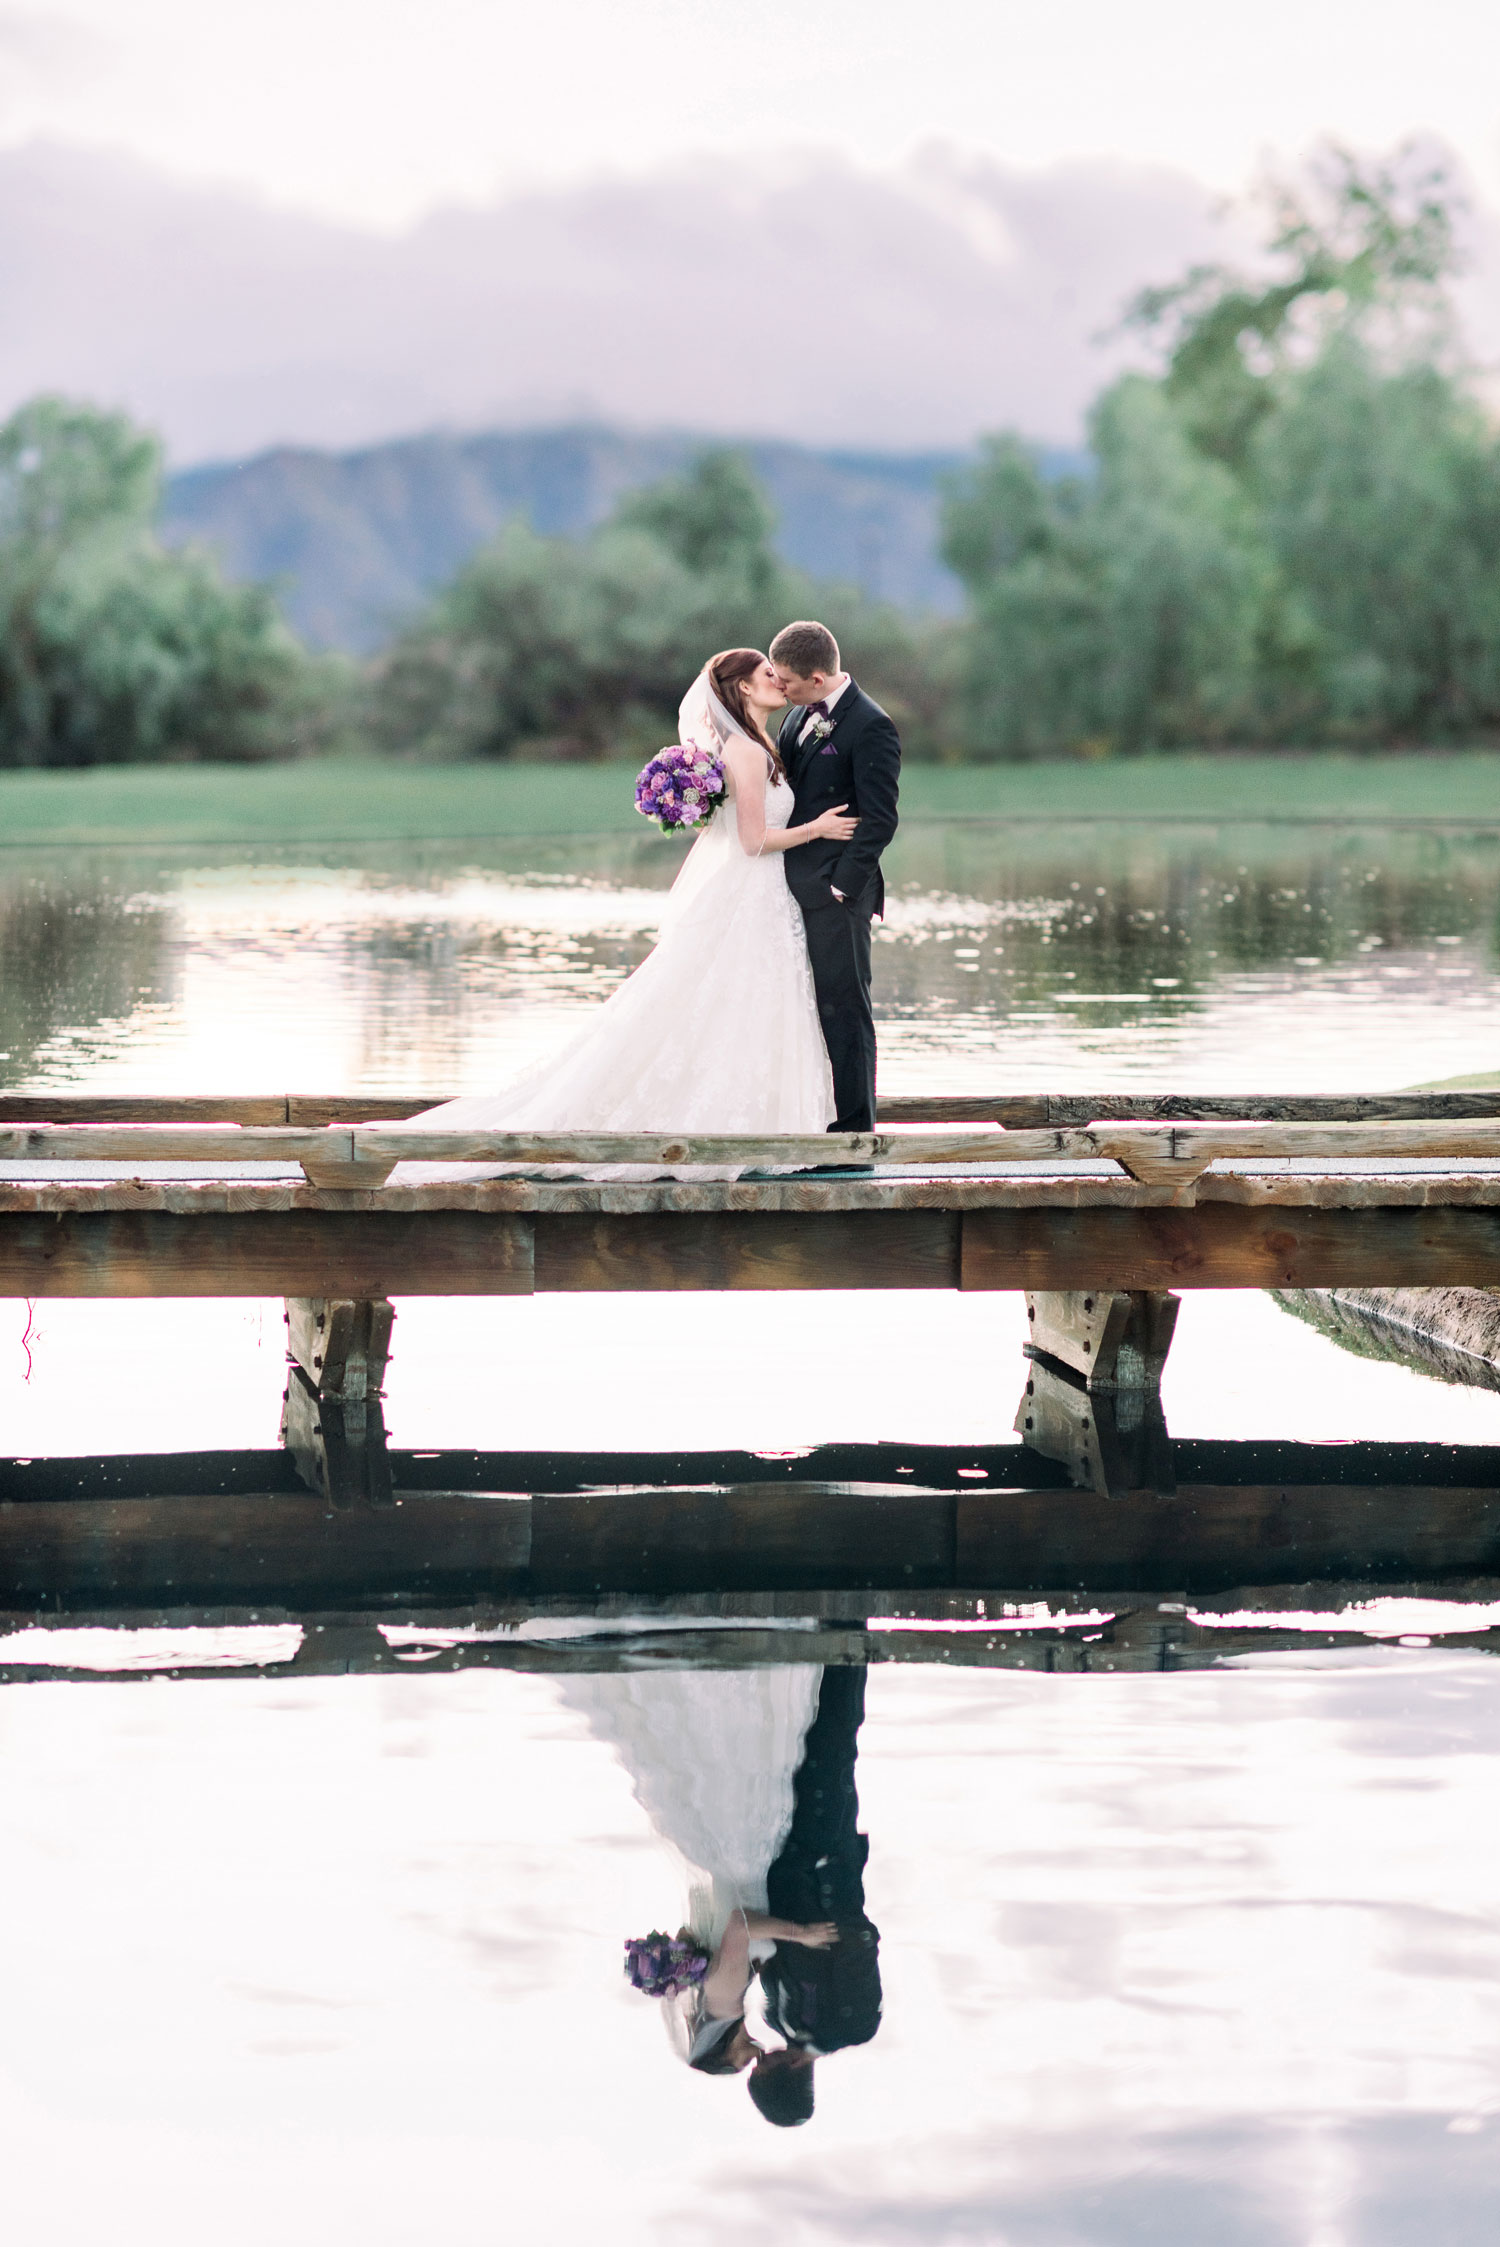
xmin=559 ymin=1664 xmax=822 ymax=2060
xmin=388 ymin=681 xmax=834 ymax=1179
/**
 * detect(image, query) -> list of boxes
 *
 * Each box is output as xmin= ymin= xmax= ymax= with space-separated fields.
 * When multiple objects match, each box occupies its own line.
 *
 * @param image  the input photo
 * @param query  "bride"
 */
xmin=389 ymin=649 xmax=856 ymax=1173
xmin=559 ymin=1665 xmax=838 ymax=2073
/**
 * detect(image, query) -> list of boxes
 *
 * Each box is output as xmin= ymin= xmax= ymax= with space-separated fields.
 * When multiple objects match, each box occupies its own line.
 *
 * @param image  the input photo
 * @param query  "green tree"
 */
xmin=940 ymin=437 xmax=1109 ymax=757
xmin=1129 ymin=143 xmax=1458 ymax=470
xmin=944 ymin=391 xmax=1274 ymax=756
xmin=944 ymin=146 xmax=1500 ymax=754
xmin=612 ymin=450 xmax=778 ymax=585
xmin=373 ymin=448 xmax=943 ymax=759
xmin=0 ymin=397 xmax=327 ymax=766
xmin=1252 ymin=339 xmax=1500 ymax=735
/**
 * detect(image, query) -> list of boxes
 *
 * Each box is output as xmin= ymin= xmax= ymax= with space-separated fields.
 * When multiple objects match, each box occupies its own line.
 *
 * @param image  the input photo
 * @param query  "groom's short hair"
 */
xmin=748 ymin=2051 xmax=816 ymax=2127
xmin=771 ymin=620 xmax=840 ymax=678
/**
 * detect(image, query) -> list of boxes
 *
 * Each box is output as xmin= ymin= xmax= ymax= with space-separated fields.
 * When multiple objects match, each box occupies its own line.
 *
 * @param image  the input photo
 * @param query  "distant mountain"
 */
xmin=164 ymin=426 xmax=1085 ymax=652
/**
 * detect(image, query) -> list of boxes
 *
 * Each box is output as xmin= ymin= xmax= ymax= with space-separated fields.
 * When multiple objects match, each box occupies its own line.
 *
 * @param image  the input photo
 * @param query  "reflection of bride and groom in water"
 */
xmin=562 ymin=1662 xmax=881 ymax=2127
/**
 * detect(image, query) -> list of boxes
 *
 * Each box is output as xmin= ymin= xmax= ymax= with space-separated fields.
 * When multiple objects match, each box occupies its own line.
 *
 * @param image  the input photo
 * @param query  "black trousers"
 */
xmin=799 ymin=895 xmax=876 ymax=1134
xmin=763 ymin=1667 xmax=882 ymax=2054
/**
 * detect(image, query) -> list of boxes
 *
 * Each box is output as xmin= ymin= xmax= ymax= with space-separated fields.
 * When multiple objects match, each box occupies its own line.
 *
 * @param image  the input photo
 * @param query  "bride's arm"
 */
xmin=722 ymin=738 xmax=859 ymax=857
xmin=702 ymin=1909 xmax=841 ymax=2013
xmin=742 ymin=1912 xmax=841 ymax=1948
xmin=701 ymin=1911 xmax=754 ymax=2016
xmin=703 ymin=1910 xmax=841 ymax=2015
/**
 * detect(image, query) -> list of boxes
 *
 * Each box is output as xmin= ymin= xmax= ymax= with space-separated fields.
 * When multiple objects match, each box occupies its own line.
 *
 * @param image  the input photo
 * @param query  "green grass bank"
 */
xmin=3 ymin=751 xmax=1500 ymax=850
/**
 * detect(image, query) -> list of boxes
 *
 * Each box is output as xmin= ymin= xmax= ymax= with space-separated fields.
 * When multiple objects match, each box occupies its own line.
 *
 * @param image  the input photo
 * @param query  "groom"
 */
xmin=771 ymin=621 xmax=901 ymax=1135
xmin=748 ymin=1666 xmax=883 ymax=2128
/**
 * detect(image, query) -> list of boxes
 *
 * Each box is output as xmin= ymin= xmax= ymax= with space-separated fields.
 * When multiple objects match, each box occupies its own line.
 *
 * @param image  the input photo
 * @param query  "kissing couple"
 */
xmin=387 ymin=619 xmax=902 ymax=1176
xmin=563 ymin=1662 xmax=882 ymax=2127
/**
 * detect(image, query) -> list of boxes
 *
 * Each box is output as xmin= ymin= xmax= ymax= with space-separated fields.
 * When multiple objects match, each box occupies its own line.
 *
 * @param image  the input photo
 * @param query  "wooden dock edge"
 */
xmin=0 ymin=1199 xmax=1496 ymax=1295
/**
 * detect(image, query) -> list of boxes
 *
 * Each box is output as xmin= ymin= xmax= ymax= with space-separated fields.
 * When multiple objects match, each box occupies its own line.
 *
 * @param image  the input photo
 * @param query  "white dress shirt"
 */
xmin=796 ymin=674 xmax=852 ymax=743
xmin=794 ymin=675 xmax=854 ymax=894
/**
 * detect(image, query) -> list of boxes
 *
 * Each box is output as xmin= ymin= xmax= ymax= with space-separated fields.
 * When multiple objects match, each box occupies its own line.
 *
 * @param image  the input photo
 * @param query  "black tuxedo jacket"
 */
xmin=760 ymin=1842 xmax=883 ymax=2057
xmin=778 ymin=681 xmax=901 ymax=918
xmin=759 ymin=1666 xmax=882 ymax=2057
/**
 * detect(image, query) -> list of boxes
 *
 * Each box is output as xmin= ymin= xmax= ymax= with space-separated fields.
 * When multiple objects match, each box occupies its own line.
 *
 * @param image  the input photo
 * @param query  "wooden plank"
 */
xmin=0 ymin=1488 xmax=534 ymax=1610
xmin=0 ymin=1437 xmax=1066 ymax=1506
xmin=0 ymin=1124 xmax=344 ymax=1162
xmin=10 ymin=1112 xmax=1500 ymax=1184
xmin=353 ymin=1125 xmax=1021 ymax=1168
xmin=0 ymin=1095 xmax=294 ymax=1124
xmin=877 ymin=1097 xmax=1051 ymax=1125
xmin=528 ymin=1486 xmax=958 ymax=1593
xmin=4 ymin=1195 xmax=1500 ymax=1297
xmin=952 ymin=1480 xmax=1500 ymax=1593
xmin=962 ymin=1201 xmax=1500 ymax=1291
xmin=1094 ymin=1117 xmax=1500 ymax=1189
xmin=286 ymin=1096 xmax=436 ymax=1124
xmin=0 ymin=1210 xmax=536 ymax=1297
xmin=1048 ymin=1093 xmax=1500 ymax=1123
xmin=12 ymin=1433 xmax=1500 ymax=1508
xmin=4 ymin=1470 xmax=1500 ymax=1614
xmin=533 ymin=1209 xmax=961 ymax=1291
xmin=352 ymin=1114 xmax=1500 ymax=1183
xmin=0 ymin=1097 xmax=440 ymax=1125
xmin=12 ymin=1090 xmax=1500 ymax=1126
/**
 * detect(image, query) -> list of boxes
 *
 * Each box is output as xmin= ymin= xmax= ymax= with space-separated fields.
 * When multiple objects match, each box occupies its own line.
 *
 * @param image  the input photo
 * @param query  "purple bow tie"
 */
xmin=806 ymin=699 xmax=829 ymax=719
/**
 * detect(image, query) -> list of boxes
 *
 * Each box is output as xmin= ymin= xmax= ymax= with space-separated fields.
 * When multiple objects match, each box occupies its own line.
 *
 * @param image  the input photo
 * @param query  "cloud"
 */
xmin=0 ymin=6 xmax=109 ymax=116
xmin=0 ymin=139 xmax=1237 ymax=461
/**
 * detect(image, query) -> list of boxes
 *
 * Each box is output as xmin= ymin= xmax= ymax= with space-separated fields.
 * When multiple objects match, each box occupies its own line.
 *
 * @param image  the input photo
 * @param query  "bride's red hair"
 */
xmin=709 ymin=648 xmax=784 ymax=778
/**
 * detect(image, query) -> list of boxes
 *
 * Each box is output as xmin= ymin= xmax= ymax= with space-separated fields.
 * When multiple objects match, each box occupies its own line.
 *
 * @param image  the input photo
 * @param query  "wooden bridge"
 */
xmin=3 ymin=1088 xmax=1500 ymax=1302
xmin=3 ymin=1087 xmax=1499 ymax=1603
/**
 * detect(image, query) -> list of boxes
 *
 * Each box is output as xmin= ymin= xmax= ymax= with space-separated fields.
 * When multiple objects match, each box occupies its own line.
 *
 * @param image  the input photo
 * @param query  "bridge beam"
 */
xmin=0 ymin=1197 xmax=1497 ymax=1297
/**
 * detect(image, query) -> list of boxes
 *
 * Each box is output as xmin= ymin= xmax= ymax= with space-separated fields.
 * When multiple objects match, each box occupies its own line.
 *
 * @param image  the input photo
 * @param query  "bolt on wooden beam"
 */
xmin=1023 ymin=1289 xmax=1179 ymax=1391
xmin=284 ymin=1297 xmax=395 ymax=1400
xmin=1014 ymin=1354 xmax=1174 ymax=1501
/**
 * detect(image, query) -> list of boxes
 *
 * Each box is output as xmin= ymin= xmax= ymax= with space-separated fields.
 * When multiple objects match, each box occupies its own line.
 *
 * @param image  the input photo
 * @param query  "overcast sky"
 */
xmin=6 ymin=0 xmax=1500 ymax=230
xmin=3 ymin=1 xmax=1500 ymax=461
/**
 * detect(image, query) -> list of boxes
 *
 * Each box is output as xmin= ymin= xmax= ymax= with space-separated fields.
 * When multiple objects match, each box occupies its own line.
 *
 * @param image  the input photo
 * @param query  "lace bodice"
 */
xmin=723 ymin=761 xmax=793 ymax=842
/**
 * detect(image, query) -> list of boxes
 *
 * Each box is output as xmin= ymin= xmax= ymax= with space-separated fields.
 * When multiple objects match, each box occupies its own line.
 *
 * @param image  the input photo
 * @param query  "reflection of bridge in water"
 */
xmin=5 ymin=1421 xmax=1500 ymax=1683
xmin=5 ymin=1089 xmax=1500 ymax=1684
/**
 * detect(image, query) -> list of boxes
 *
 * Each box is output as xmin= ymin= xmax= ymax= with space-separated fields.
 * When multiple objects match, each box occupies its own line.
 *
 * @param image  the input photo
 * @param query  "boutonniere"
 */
xmin=802 ymin=714 xmax=835 ymax=749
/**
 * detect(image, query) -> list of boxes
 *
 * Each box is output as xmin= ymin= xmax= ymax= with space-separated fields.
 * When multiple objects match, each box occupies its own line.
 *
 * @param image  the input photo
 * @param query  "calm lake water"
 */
xmin=4 ymin=814 xmax=1500 ymax=2244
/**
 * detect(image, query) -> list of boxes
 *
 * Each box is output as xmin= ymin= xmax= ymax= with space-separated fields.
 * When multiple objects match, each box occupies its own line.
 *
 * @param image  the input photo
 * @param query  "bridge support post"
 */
xmin=284 ymin=1297 xmax=394 ymax=1402
xmin=280 ymin=1297 xmax=395 ymax=1509
xmin=1022 ymin=1289 xmax=1179 ymax=1392
xmin=1016 ymin=1289 xmax=1179 ymax=1500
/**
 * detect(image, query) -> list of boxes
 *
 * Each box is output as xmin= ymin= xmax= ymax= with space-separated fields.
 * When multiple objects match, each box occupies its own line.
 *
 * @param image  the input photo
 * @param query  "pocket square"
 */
xmin=817 ymin=743 xmax=839 ymax=755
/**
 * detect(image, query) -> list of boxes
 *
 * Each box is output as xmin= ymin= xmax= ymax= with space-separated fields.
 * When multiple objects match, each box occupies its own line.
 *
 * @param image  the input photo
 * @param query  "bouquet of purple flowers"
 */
xmin=634 ymin=741 xmax=726 ymax=831
xmin=623 ymin=1930 xmax=710 ymax=1999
